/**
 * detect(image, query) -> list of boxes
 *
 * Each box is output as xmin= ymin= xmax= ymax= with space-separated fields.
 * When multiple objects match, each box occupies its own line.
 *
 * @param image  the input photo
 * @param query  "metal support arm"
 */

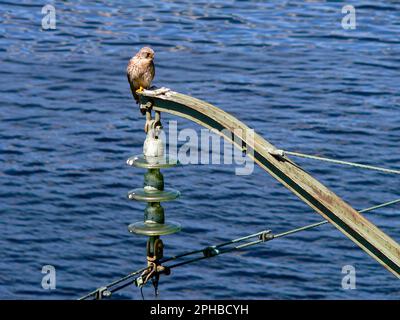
xmin=138 ymin=88 xmax=400 ymax=278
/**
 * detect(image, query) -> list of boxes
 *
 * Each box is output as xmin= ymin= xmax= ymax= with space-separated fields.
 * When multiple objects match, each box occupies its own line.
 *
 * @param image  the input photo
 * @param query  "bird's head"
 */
xmin=137 ymin=47 xmax=155 ymax=60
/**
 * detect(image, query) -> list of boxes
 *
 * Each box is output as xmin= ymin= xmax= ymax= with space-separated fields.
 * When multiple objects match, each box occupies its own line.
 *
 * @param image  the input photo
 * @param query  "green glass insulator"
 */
xmin=144 ymin=203 xmax=164 ymax=224
xmin=128 ymin=221 xmax=181 ymax=236
xmin=127 ymin=188 xmax=180 ymax=202
xmin=144 ymin=169 xmax=164 ymax=191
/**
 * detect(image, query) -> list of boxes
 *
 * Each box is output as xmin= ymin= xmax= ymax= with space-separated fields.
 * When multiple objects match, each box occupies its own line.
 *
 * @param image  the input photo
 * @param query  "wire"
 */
xmin=78 ymin=232 xmax=271 ymax=300
xmin=163 ymin=197 xmax=400 ymax=265
xmin=78 ymin=266 xmax=149 ymax=300
xmin=166 ymin=237 xmax=271 ymax=270
xmin=160 ymin=230 xmax=269 ymax=264
xmin=140 ymin=286 xmax=145 ymax=300
xmin=79 ymin=197 xmax=400 ymax=300
xmin=165 ymin=198 xmax=400 ymax=269
xmin=283 ymin=150 xmax=400 ymax=175
xmin=274 ymin=198 xmax=400 ymax=238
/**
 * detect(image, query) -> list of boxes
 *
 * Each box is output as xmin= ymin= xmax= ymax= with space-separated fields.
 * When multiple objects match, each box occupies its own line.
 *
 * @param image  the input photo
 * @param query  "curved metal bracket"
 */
xmin=138 ymin=88 xmax=400 ymax=278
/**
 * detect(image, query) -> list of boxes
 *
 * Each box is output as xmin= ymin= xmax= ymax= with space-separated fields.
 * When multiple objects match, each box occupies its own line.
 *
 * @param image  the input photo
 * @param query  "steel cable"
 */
xmin=79 ymin=197 xmax=400 ymax=300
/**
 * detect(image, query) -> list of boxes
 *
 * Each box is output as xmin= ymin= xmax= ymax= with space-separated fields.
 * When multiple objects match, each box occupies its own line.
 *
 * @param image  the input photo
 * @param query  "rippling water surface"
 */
xmin=0 ymin=1 xmax=399 ymax=299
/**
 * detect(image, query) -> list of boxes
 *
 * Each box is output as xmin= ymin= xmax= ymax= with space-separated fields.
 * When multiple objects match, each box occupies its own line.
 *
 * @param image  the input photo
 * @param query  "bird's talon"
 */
xmin=136 ymin=86 xmax=144 ymax=93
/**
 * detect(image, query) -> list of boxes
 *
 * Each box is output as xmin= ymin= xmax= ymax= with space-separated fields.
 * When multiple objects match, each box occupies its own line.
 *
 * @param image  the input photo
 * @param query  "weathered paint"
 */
xmin=138 ymin=88 xmax=400 ymax=278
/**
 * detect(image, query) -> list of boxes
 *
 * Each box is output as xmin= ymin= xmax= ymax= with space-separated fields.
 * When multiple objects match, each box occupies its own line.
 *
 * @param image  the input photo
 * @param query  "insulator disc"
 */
xmin=126 ymin=154 xmax=178 ymax=169
xmin=128 ymin=221 xmax=181 ymax=236
xmin=127 ymin=188 xmax=180 ymax=202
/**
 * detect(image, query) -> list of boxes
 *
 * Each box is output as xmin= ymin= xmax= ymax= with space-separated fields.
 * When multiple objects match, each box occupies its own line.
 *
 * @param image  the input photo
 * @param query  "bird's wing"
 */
xmin=150 ymin=60 xmax=155 ymax=82
xmin=127 ymin=57 xmax=140 ymax=103
xmin=127 ymin=73 xmax=139 ymax=103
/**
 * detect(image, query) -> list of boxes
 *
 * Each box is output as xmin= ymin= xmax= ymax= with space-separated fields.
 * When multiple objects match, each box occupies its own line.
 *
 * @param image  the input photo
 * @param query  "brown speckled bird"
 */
xmin=126 ymin=47 xmax=155 ymax=104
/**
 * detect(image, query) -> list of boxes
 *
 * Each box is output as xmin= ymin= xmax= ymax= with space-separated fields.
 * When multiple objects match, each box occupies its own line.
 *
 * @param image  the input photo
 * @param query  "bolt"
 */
xmin=102 ymin=290 xmax=112 ymax=298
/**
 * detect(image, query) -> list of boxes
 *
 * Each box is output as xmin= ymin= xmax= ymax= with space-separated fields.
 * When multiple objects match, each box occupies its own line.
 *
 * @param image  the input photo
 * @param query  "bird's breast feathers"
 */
xmin=127 ymin=58 xmax=154 ymax=89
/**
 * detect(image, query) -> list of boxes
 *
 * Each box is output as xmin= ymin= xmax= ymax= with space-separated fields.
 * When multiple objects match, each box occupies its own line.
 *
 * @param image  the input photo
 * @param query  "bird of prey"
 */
xmin=127 ymin=47 xmax=155 ymax=105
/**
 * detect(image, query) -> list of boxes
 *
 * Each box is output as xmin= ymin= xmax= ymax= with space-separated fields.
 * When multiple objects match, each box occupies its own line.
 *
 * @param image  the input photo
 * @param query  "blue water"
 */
xmin=0 ymin=0 xmax=399 ymax=299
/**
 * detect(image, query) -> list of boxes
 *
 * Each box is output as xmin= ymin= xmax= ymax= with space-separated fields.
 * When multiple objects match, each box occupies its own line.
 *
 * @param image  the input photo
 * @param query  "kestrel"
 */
xmin=127 ymin=47 xmax=155 ymax=105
